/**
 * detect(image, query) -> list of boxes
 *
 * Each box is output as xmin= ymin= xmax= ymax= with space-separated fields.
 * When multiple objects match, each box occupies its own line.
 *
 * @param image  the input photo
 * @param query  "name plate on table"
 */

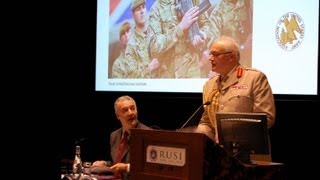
xmin=146 ymin=145 xmax=186 ymax=166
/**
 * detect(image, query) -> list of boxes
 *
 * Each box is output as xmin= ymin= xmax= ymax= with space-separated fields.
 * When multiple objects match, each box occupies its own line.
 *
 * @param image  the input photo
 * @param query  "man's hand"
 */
xmin=110 ymin=163 xmax=129 ymax=174
xmin=192 ymin=34 xmax=205 ymax=48
xmin=92 ymin=160 xmax=108 ymax=166
xmin=178 ymin=6 xmax=199 ymax=31
xmin=148 ymin=58 xmax=160 ymax=72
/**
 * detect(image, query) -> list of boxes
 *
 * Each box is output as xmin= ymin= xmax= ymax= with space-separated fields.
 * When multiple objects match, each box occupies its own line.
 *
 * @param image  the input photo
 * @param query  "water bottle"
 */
xmin=72 ymin=145 xmax=82 ymax=175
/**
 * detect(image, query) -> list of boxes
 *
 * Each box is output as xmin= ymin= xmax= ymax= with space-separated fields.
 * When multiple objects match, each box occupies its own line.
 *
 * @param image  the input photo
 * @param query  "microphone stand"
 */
xmin=179 ymin=101 xmax=210 ymax=131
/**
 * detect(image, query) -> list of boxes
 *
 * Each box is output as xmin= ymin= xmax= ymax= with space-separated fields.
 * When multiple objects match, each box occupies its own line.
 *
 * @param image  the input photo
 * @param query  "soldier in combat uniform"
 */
xmin=112 ymin=21 xmax=132 ymax=78
xmin=125 ymin=0 xmax=160 ymax=78
xmin=146 ymin=0 xmax=213 ymax=78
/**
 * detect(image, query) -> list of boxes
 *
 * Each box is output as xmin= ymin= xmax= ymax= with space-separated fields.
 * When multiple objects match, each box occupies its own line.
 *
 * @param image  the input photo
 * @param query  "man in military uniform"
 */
xmin=146 ymin=0 xmax=213 ymax=78
xmin=112 ymin=21 xmax=132 ymax=78
xmin=196 ymin=36 xmax=275 ymax=161
xmin=125 ymin=0 xmax=160 ymax=78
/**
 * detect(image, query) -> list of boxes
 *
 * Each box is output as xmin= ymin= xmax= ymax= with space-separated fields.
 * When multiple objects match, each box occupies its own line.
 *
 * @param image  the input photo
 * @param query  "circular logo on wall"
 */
xmin=275 ymin=12 xmax=305 ymax=51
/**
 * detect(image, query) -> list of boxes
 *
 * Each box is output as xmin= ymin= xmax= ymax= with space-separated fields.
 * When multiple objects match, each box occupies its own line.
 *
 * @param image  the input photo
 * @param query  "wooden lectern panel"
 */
xmin=130 ymin=129 xmax=212 ymax=180
xmin=130 ymin=129 xmax=285 ymax=179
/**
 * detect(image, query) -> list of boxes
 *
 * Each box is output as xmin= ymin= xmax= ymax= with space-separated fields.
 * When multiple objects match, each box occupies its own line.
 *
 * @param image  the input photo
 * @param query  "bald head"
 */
xmin=209 ymin=36 xmax=241 ymax=75
xmin=213 ymin=36 xmax=240 ymax=61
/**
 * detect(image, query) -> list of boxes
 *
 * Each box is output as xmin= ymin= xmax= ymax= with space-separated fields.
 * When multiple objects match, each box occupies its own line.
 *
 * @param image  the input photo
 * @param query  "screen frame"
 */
xmin=216 ymin=112 xmax=270 ymax=159
xmin=95 ymin=0 xmax=319 ymax=96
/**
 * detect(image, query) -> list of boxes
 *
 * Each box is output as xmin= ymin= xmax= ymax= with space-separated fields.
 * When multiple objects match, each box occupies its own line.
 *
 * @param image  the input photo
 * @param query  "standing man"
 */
xmin=196 ymin=36 xmax=275 ymax=161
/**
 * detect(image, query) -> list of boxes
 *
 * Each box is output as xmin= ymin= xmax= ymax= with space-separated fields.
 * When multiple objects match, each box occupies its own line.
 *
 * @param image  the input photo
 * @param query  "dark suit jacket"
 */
xmin=110 ymin=121 xmax=149 ymax=179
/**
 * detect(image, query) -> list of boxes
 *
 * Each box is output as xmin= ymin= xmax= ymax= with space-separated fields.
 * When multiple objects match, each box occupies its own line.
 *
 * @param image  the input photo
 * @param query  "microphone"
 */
xmin=179 ymin=101 xmax=211 ymax=131
xmin=75 ymin=137 xmax=88 ymax=145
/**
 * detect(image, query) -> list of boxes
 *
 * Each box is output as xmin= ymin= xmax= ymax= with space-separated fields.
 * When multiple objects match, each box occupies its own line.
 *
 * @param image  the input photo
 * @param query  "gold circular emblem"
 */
xmin=275 ymin=12 xmax=305 ymax=51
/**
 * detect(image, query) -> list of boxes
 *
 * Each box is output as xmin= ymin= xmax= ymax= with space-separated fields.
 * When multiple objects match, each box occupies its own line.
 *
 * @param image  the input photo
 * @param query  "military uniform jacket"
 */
xmin=199 ymin=65 xmax=276 ymax=135
xmin=112 ymin=51 xmax=128 ymax=78
xmin=125 ymin=27 xmax=150 ymax=78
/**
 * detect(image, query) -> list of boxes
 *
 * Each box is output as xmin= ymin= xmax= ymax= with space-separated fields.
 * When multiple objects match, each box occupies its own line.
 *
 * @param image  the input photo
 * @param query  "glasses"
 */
xmin=209 ymin=51 xmax=233 ymax=58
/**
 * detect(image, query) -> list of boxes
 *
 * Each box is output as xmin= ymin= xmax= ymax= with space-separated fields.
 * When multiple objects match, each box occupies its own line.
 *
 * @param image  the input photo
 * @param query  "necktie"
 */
xmin=116 ymin=131 xmax=128 ymax=163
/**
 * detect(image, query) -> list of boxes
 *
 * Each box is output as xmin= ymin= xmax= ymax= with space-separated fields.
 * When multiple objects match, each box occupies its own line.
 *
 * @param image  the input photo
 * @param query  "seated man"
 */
xmin=92 ymin=95 xmax=150 ymax=180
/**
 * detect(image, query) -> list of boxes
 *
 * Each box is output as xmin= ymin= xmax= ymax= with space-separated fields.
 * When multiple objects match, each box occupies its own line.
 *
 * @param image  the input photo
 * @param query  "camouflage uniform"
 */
xmin=209 ymin=0 xmax=250 ymax=45
xmin=112 ymin=52 xmax=128 ymax=78
xmin=122 ymin=0 xmax=153 ymax=78
xmin=125 ymin=28 xmax=151 ymax=78
xmin=147 ymin=0 xmax=211 ymax=78
xmin=112 ymin=21 xmax=131 ymax=78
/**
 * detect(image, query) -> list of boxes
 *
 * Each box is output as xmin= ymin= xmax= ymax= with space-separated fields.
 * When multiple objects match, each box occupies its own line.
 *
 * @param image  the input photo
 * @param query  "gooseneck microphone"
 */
xmin=179 ymin=101 xmax=211 ymax=131
xmin=75 ymin=137 xmax=88 ymax=145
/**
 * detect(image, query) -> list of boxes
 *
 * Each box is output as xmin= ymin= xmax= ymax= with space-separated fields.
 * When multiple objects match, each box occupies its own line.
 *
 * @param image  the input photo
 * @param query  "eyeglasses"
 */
xmin=209 ymin=51 xmax=233 ymax=58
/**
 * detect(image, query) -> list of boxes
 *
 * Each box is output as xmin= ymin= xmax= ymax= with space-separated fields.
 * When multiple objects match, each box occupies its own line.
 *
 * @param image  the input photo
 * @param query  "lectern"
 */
xmin=130 ymin=129 xmax=246 ymax=180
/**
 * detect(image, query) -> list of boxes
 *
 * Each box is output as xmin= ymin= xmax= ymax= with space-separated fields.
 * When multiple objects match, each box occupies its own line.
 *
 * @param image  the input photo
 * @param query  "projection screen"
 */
xmin=96 ymin=0 xmax=319 ymax=95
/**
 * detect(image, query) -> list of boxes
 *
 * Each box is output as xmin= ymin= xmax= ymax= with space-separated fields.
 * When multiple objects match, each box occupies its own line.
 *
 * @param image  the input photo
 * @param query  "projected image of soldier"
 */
xmin=125 ymin=0 xmax=160 ymax=78
xmin=147 ymin=0 xmax=215 ymax=78
xmin=112 ymin=21 xmax=132 ymax=78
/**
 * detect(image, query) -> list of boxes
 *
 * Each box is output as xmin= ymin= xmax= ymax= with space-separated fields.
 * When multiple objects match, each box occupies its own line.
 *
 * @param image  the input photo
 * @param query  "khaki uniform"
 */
xmin=200 ymin=65 xmax=275 ymax=130
xmin=199 ymin=65 xmax=275 ymax=161
xmin=125 ymin=28 xmax=151 ymax=78
xmin=112 ymin=51 xmax=128 ymax=78
xmin=147 ymin=0 xmax=211 ymax=78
